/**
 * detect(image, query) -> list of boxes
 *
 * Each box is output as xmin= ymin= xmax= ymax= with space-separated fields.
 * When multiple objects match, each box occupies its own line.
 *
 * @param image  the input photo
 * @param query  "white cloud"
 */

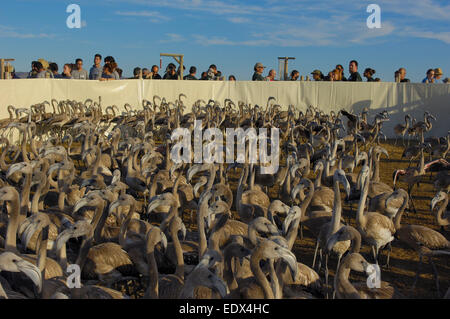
xmin=115 ymin=10 xmax=170 ymax=22
xmin=227 ymin=17 xmax=250 ymax=24
xmin=0 ymin=25 xmax=55 ymax=39
xmin=160 ymin=33 xmax=185 ymax=43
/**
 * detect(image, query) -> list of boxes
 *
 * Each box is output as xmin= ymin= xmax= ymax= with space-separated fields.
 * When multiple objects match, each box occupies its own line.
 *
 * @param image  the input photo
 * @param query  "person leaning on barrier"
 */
xmin=163 ymin=64 xmax=178 ymax=80
xmin=104 ymin=56 xmax=120 ymax=80
xmin=100 ymin=62 xmax=117 ymax=81
xmin=422 ymin=69 xmax=435 ymax=83
xmin=184 ymin=66 xmax=198 ymax=80
xmin=252 ymin=63 xmax=266 ymax=81
xmin=89 ymin=54 xmax=103 ymax=80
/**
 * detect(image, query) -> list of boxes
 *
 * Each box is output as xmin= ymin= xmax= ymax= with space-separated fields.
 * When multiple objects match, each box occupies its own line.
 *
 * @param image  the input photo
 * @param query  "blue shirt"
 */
xmin=89 ymin=65 xmax=102 ymax=80
xmin=422 ymin=77 xmax=434 ymax=83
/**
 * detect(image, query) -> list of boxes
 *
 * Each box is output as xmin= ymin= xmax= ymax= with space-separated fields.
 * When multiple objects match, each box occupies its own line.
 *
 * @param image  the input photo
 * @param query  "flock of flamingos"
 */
xmin=0 ymin=95 xmax=448 ymax=299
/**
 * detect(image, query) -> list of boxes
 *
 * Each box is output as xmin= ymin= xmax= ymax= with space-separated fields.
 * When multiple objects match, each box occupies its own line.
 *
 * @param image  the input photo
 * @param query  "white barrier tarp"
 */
xmin=1 ymin=79 xmax=449 ymax=137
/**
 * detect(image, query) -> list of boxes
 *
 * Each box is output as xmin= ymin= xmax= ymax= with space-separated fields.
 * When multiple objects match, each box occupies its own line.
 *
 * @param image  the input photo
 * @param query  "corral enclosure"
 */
xmin=1 ymin=79 xmax=449 ymax=137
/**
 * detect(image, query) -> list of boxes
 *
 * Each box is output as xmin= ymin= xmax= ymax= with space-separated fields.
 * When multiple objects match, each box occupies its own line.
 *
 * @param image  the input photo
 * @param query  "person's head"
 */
xmin=349 ymin=60 xmax=358 ymax=73
xmin=31 ymin=61 xmax=39 ymax=72
xmin=75 ymin=58 xmax=83 ymax=71
xmin=109 ymin=62 xmax=118 ymax=71
xmin=103 ymin=64 xmax=113 ymax=75
xmin=133 ymin=67 xmax=141 ymax=78
xmin=201 ymin=71 xmax=208 ymax=80
xmin=311 ymin=70 xmax=322 ymax=81
xmin=268 ymin=69 xmax=276 ymax=79
xmin=434 ymin=68 xmax=443 ymax=80
xmin=209 ymin=64 xmax=217 ymax=72
xmin=398 ymin=67 xmax=406 ymax=80
xmin=189 ymin=66 xmax=196 ymax=75
xmin=94 ymin=54 xmax=102 ymax=66
xmin=104 ymin=56 xmax=115 ymax=64
xmin=254 ymin=62 xmax=266 ymax=74
xmin=35 ymin=62 xmax=44 ymax=72
xmin=290 ymin=70 xmax=299 ymax=80
xmin=142 ymin=68 xmax=150 ymax=76
xmin=374 ymin=78 xmax=381 ymax=82
xmin=332 ymin=69 xmax=342 ymax=81
xmin=443 ymin=78 xmax=449 ymax=84
xmin=168 ymin=65 xmax=176 ymax=75
xmin=228 ymin=75 xmax=236 ymax=81
xmin=336 ymin=64 xmax=344 ymax=74
xmin=49 ymin=62 xmax=58 ymax=74
xmin=364 ymin=68 xmax=375 ymax=78
xmin=151 ymin=65 xmax=159 ymax=74
xmin=63 ymin=64 xmax=72 ymax=75
xmin=116 ymin=67 xmax=123 ymax=78
xmin=426 ymin=68 xmax=435 ymax=79
xmin=166 ymin=63 xmax=176 ymax=72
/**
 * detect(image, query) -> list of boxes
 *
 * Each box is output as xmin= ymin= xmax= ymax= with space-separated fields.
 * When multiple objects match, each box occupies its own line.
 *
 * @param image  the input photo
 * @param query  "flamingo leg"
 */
xmin=312 ymin=239 xmax=320 ymax=269
xmin=412 ymin=253 xmax=423 ymax=289
xmin=324 ymin=253 xmax=329 ymax=299
xmin=429 ymin=256 xmax=440 ymax=296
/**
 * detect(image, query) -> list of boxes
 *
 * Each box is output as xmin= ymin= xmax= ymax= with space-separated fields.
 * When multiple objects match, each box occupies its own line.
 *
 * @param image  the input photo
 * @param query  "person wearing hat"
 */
xmin=434 ymin=68 xmax=443 ymax=82
xmin=311 ymin=70 xmax=323 ymax=81
xmin=36 ymin=61 xmax=54 ymax=78
xmin=252 ymin=63 xmax=266 ymax=81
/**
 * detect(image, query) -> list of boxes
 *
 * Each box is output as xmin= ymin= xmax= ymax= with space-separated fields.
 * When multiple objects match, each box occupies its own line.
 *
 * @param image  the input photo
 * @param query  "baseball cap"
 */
xmin=311 ymin=70 xmax=322 ymax=75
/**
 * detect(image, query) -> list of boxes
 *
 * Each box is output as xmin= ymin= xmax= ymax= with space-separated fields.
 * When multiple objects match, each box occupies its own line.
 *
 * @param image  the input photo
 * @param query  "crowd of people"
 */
xmin=9 ymin=54 xmax=449 ymax=83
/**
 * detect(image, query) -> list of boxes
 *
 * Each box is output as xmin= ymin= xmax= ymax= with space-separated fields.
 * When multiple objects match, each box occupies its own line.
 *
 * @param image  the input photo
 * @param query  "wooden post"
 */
xmin=160 ymin=53 xmax=184 ymax=80
xmin=277 ymin=57 xmax=295 ymax=80
xmin=0 ymin=59 xmax=15 ymax=79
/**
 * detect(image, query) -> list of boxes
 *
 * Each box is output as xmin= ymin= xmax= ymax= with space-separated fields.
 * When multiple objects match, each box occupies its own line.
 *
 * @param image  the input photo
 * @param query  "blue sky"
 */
xmin=1 ymin=0 xmax=449 ymax=81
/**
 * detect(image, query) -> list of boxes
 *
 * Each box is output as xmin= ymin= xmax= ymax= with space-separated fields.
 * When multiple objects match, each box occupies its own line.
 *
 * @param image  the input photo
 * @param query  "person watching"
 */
xmin=132 ymin=67 xmax=142 ymax=79
xmin=100 ymin=63 xmax=116 ymax=81
xmin=61 ymin=64 xmax=72 ymax=79
xmin=422 ymin=69 xmax=435 ymax=83
xmin=434 ymin=68 xmax=444 ymax=83
xmin=149 ymin=65 xmax=162 ymax=79
xmin=348 ymin=60 xmax=362 ymax=82
xmin=104 ymin=56 xmax=120 ymax=80
xmin=252 ymin=63 xmax=266 ymax=81
xmin=228 ymin=75 xmax=236 ymax=81
xmin=266 ymin=69 xmax=277 ymax=81
xmin=163 ymin=65 xmax=178 ymax=80
xmin=290 ymin=70 xmax=300 ymax=81
xmin=207 ymin=64 xmax=218 ymax=80
xmin=184 ymin=66 xmax=198 ymax=80
xmin=398 ymin=68 xmax=410 ymax=83
xmin=71 ymin=58 xmax=88 ymax=79
xmin=336 ymin=64 xmax=347 ymax=81
xmin=311 ymin=70 xmax=323 ymax=81
xmin=89 ymin=54 xmax=102 ymax=80
xmin=363 ymin=68 xmax=376 ymax=82
xmin=49 ymin=63 xmax=61 ymax=78
xmin=35 ymin=62 xmax=53 ymax=78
